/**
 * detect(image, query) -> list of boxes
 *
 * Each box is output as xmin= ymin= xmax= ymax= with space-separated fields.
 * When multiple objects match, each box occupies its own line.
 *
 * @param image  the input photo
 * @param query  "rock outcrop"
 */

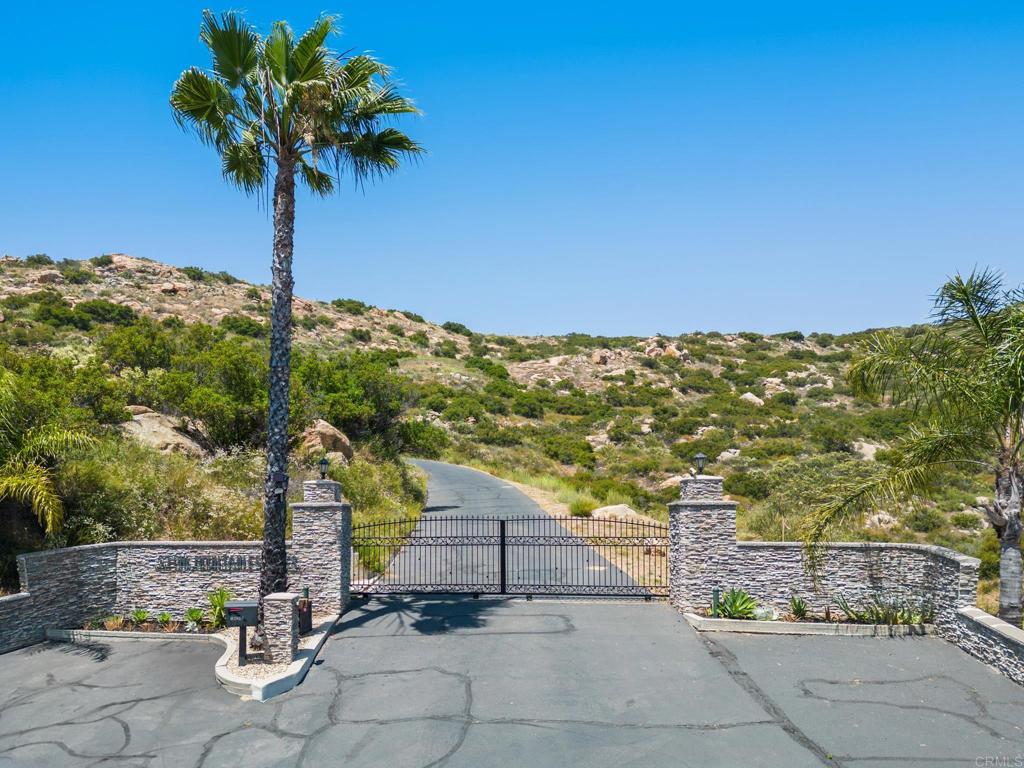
xmin=300 ymin=419 xmax=353 ymax=461
xmin=119 ymin=407 xmax=205 ymax=457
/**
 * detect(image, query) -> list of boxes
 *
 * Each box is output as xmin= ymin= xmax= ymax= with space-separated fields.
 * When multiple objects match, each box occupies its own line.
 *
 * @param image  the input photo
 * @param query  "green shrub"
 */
xmin=950 ymin=511 xmax=982 ymax=530
xmin=475 ymin=420 xmax=522 ymax=446
xmin=512 ymin=392 xmax=545 ymax=418
xmin=723 ymin=471 xmax=771 ymax=500
xmin=409 ymin=330 xmax=429 ymax=347
xmin=432 ymin=340 xmax=459 ymax=358
xmin=905 ymin=506 xmax=944 ymax=533
xmin=569 ymin=496 xmax=599 ymax=517
xmin=24 ymin=253 xmax=54 ymax=266
xmin=245 ymin=286 xmax=262 ymax=300
xmin=772 ymin=391 xmax=799 ymax=406
xmin=130 ymin=608 xmax=150 ymax=625
xmin=181 ymin=266 xmax=238 ymax=284
xmin=157 ymin=611 xmax=173 ymax=626
xmin=219 ymin=314 xmax=267 ymax=338
xmin=834 ymin=594 xmax=934 ymax=625
xmin=442 ymin=321 xmax=473 ymax=337
xmin=398 ymin=420 xmax=450 ymax=458
xmin=332 ymin=298 xmax=370 ymax=315
xmin=348 ymin=328 xmax=371 ymax=343
xmin=774 ymin=330 xmax=805 ymax=342
xmin=57 ymin=261 xmax=97 ymax=284
xmin=539 ymin=433 xmax=595 ymax=468
xmin=181 ymin=266 xmax=207 ymax=281
xmin=90 ymin=254 xmax=114 ymax=267
xmin=100 ymin=319 xmax=175 ymax=371
xmin=401 ymin=310 xmax=425 ymax=323
xmin=77 ymin=299 xmax=137 ymax=326
xmin=386 ymin=323 xmax=405 ymax=337
xmin=465 ymin=356 xmax=510 ymax=380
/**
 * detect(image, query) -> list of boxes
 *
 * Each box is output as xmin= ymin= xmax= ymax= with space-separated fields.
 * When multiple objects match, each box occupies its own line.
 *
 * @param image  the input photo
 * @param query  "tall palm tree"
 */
xmin=0 ymin=370 xmax=92 ymax=535
xmin=800 ymin=270 xmax=1024 ymax=625
xmin=170 ymin=11 xmax=421 ymax=630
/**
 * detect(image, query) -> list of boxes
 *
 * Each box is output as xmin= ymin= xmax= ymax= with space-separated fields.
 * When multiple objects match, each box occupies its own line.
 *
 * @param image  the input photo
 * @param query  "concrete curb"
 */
xmin=683 ymin=613 xmax=933 ymax=637
xmin=214 ymin=613 xmax=339 ymax=702
xmin=46 ymin=628 xmax=224 ymax=644
xmin=46 ymin=614 xmax=340 ymax=702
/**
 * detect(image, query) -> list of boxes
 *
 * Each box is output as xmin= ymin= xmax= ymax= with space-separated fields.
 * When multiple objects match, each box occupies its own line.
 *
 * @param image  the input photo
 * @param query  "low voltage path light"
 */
xmin=694 ymin=452 xmax=707 ymax=474
xmin=319 ymin=456 xmax=329 ymax=480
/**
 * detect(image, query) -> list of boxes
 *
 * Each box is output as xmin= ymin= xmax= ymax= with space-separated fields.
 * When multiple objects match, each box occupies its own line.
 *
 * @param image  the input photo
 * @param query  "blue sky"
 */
xmin=2 ymin=2 xmax=1022 ymax=336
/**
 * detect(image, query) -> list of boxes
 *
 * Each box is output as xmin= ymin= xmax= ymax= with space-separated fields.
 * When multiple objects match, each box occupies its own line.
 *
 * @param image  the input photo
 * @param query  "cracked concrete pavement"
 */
xmin=2 ymin=460 xmax=1024 ymax=766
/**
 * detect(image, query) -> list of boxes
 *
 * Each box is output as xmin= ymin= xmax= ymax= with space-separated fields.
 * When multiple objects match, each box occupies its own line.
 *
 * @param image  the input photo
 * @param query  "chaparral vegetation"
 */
xmin=0 ymin=254 xmax=1015 ymax=622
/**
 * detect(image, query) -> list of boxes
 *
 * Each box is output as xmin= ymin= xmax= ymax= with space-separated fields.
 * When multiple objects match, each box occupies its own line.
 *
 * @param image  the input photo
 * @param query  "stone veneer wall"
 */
xmin=291 ymin=480 xmax=351 ymax=613
xmin=0 ymin=480 xmax=351 ymax=654
xmin=669 ymin=474 xmax=1024 ymax=688
xmin=0 ymin=541 xmax=289 ymax=652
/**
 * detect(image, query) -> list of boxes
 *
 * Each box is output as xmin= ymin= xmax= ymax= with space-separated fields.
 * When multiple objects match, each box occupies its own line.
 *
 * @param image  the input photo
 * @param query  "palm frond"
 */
xmin=344 ymin=128 xmax=423 ymax=180
xmin=19 ymin=423 xmax=94 ymax=462
xmin=222 ymin=133 xmax=267 ymax=194
xmin=297 ymin=159 xmax=335 ymax=196
xmin=289 ymin=15 xmax=337 ymax=84
xmin=0 ymin=461 xmax=63 ymax=534
xmin=799 ymin=420 xmax=993 ymax=569
xmin=933 ymin=269 xmax=1006 ymax=345
xmin=199 ymin=10 xmax=259 ymax=88
xmin=264 ymin=21 xmax=294 ymax=87
xmin=170 ymin=68 xmax=240 ymax=148
xmin=848 ymin=328 xmax=991 ymax=417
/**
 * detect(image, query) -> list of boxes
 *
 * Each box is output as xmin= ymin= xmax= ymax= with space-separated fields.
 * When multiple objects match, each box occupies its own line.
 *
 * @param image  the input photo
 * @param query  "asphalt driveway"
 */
xmin=2 ymin=461 xmax=1023 ymax=767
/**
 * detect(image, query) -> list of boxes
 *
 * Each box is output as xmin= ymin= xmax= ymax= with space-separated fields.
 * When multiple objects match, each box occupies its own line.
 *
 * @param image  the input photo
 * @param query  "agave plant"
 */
xmin=789 ymin=595 xmax=809 ymax=621
xmin=718 ymin=588 xmax=758 ymax=619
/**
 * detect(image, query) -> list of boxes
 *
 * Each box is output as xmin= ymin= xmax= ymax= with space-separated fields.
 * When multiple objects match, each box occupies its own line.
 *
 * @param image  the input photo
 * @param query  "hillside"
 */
xmin=0 ymin=252 xmax=998 ymax=608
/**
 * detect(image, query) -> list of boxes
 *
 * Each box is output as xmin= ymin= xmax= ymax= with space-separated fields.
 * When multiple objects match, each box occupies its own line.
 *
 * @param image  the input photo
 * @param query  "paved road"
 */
xmin=2 ymin=461 xmax=1024 ymax=766
xmin=364 ymin=460 xmax=641 ymax=594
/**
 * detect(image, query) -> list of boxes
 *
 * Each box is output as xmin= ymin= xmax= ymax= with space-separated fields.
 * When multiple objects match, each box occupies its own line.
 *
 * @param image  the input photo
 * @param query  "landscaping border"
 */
xmin=683 ymin=612 xmax=932 ymax=637
xmin=45 ymin=611 xmax=339 ymax=702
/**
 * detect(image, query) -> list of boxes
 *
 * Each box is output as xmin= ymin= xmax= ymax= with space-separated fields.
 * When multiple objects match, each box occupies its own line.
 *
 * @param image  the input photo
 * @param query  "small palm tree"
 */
xmin=0 ymin=371 xmax=92 ymax=534
xmin=800 ymin=270 xmax=1024 ymax=625
xmin=170 ymin=11 xmax=421 ymax=627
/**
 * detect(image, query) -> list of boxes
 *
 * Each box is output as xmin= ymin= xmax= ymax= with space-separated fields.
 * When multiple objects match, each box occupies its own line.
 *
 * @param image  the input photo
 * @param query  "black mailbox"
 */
xmin=225 ymin=600 xmax=258 ymax=627
xmin=225 ymin=600 xmax=258 ymax=667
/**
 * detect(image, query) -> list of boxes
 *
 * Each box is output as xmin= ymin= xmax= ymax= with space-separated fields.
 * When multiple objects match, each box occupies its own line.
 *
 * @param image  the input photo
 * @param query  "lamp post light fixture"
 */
xmin=318 ymin=456 xmax=330 ymax=480
xmin=694 ymin=452 xmax=707 ymax=475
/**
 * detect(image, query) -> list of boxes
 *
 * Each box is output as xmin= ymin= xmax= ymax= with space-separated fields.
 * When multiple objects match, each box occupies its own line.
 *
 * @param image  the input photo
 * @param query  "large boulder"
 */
xmin=301 ymin=419 xmax=353 ymax=461
xmin=657 ymin=475 xmax=684 ymax=491
xmin=740 ymin=392 xmax=765 ymax=407
xmin=35 ymin=270 xmax=62 ymax=285
xmin=120 ymin=410 xmax=205 ymax=457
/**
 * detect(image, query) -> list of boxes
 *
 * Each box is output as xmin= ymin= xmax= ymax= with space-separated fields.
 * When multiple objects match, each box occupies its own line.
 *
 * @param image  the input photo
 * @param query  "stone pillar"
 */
xmin=290 ymin=480 xmax=352 ymax=613
xmin=668 ymin=475 xmax=738 ymax=613
xmin=263 ymin=592 xmax=299 ymax=664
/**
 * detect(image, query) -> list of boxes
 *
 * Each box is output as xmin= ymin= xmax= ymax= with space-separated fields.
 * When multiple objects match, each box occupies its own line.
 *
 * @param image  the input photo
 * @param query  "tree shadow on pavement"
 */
xmin=26 ymin=639 xmax=111 ymax=663
xmin=335 ymin=595 xmax=509 ymax=636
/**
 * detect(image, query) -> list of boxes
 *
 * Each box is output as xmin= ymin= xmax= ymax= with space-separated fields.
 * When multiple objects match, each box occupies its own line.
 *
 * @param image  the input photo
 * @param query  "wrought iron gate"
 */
xmin=351 ymin=515 xmax=669 ymax=597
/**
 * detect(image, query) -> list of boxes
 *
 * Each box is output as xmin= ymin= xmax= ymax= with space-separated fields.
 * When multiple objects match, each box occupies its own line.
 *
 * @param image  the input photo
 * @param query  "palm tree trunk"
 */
xmin=258 ymin=157 xmax=296 ymax=630
xmin=994 ymin=467 xmax=1023 ymax=627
